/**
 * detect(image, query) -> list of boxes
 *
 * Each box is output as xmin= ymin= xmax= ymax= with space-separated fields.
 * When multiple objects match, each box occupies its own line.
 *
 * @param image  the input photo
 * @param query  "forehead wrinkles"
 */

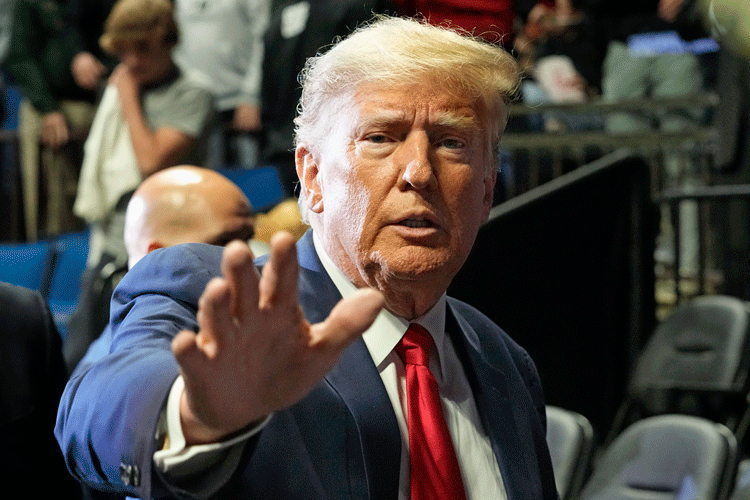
xmin=353 ymin=93 xmax=482 ymax=136
xmin=355 ymin=105 xmax=481 ymax=133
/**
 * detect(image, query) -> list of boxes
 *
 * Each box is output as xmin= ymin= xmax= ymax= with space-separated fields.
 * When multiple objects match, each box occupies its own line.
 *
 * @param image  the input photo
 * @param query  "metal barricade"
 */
xmin=501 ymin=93 xmax=732 ymax=313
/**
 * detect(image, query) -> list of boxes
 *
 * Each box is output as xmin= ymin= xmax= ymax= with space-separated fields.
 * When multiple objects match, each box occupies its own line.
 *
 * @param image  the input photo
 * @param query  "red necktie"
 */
xmin=395 ymin=323 xmax=467 ymax=500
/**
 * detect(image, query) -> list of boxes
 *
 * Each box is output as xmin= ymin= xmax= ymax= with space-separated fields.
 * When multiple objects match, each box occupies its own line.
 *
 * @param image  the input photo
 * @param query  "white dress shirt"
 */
xmin=154 ymin=235 xmax=507 ymax=500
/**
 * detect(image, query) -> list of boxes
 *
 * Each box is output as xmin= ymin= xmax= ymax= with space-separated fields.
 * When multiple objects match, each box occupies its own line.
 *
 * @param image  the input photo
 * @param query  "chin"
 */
xmin=369 ymin=246 xmax=459 ymax=282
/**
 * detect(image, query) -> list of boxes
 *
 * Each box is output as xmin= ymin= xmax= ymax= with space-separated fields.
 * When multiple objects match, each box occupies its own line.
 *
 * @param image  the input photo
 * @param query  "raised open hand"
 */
xmin=172 ymin=232 xmax=384 ymax=444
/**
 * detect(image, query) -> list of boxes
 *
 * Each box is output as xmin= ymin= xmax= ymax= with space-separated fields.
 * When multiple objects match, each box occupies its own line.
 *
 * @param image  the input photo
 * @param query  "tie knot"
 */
xmin=395 ymin=323 xmax=432 ymax=366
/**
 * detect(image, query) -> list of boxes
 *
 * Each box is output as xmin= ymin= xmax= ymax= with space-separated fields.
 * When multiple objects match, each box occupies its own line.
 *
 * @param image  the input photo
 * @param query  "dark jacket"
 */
xmin=259 ymin=0 xmax=393 ymax=193
xmin=581 ymin=0 xmax=705 ymax=43
xmin=5 ymin=0 xmax=95 ymax=113
xmin=0 ymin=283 xmax=82 ymax=499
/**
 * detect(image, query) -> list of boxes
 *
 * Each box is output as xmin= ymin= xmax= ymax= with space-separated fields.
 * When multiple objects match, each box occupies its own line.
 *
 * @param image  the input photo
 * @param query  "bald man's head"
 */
xmin=124 ymin=166 xmax=255 ymax=268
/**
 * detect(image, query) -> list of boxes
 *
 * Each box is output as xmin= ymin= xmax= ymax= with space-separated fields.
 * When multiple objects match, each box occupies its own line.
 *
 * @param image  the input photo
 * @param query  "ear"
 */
xmin=146 ymin=241 xmax=165 ymax=254
xmin=481 ymin=169 xmax=496 ymax=222
xmin=296 ymin=145 xmax=324 ymax=214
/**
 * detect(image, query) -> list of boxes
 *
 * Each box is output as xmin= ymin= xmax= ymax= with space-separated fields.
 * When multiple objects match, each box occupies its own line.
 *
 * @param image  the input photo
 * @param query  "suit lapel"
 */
xmin=446 ymin=306 xmax=542 ymax=500
xmin=297 ymin=232 xmax=402 ymax=500
xmin=325 ymin=342 xmax=402 ymax=500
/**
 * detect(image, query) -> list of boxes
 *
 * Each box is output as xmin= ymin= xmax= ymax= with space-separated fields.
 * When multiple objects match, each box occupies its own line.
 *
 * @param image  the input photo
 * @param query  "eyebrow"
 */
xmin=431 ymin=112 xmax=481 ymax=132
xmin=356 ymin=109 xmax=408 ymax=132
xmin=357 ymin=108 xmax=480 ymax=134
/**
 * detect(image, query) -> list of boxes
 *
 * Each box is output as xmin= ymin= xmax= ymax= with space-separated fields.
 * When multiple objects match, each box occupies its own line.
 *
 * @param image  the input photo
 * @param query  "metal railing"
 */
xmin=500 ymin=93 xmax=743 ymax=307
xmin=502 ymin=93 xmax=720 ymax=197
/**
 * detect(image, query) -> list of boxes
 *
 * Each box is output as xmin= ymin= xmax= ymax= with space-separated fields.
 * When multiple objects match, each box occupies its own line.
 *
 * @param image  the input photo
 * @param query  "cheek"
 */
xmin=448 ymin=171 xmax=491 ymax=233
xmin=324 ymin=167 xmax=372 ymax=250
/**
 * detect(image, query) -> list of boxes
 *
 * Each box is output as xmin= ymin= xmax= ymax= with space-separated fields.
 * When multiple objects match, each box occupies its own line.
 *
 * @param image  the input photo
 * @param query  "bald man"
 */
xmin=65 ymin=165 xmax=260 ymax=372
xmin=124 ymin=165 xmax=259 ymax=269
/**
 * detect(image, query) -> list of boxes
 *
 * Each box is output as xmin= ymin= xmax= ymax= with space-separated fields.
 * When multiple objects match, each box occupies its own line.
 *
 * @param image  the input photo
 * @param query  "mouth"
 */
xmin=399 ymin=218 xmax=434 ymax=229
xmin=391 ymin=211 xmax=443 ymax=236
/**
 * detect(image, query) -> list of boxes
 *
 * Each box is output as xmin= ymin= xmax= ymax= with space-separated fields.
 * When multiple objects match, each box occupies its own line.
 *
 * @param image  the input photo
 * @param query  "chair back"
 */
xmin=217 ymin=165 xmax=287 ymax=212
xmin=607 ymin=295 xmax=750 ymax=443
xmin=546 ymin=406 xmax=596 ymax=500
xmin=0 ymin=239 xmax=53 ymax=292
xmin=581 ymin=415 xmax=738 ymax=500
xmin=47 ymin=231 xmax=89 ymax=339
xmin=730 ymin=459 xmax=750 ymax=500
xmin=632 ymin=295 xmax=750 ymax=402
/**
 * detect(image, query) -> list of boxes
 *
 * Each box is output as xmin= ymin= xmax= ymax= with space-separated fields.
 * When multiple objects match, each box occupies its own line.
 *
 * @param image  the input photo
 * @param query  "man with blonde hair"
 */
xmin=58 ymin=16 xmax=558 ymax=500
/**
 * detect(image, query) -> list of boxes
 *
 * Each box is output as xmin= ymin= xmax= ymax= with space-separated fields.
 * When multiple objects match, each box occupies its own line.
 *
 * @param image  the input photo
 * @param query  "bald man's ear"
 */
xmin=296 ymin=145 xmax=324 ymax=214
xmin=147 ymin=241 xmax=165 ymax=254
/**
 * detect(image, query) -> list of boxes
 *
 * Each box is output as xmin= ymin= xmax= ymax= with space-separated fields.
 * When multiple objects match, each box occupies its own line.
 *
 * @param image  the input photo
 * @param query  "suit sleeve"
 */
xmin=55 ymin=243 xmax=224 ymax=499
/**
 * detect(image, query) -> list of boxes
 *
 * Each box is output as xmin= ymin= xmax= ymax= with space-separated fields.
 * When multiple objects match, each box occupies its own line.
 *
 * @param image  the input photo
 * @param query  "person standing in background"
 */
xmin=172 ymin=0 xmax=271 ymax=170
xmin=6 ymin=0 xmax=98 ymax=240
xmin=67 ymin=0 xmax=214 ymax=377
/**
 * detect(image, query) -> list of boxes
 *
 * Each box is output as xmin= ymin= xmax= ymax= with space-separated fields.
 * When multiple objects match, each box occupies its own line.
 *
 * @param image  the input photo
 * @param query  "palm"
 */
xmin=172 ymin=233 xmax=384 ymax=444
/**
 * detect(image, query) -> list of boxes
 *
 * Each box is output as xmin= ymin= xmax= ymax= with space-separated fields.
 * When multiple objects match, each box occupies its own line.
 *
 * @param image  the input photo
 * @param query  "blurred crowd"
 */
xmin=3 ymin=3 xmax=750 ymax=498
xmin=0 ymin=0 xmax=742 ymax=282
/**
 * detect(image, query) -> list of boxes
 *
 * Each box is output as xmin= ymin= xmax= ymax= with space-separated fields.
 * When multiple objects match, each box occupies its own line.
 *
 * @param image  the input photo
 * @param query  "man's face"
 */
xmin=300 ymin=82 xmax=496 ymax=313
xmin=115 ymin=31 xmax=173 ymax=84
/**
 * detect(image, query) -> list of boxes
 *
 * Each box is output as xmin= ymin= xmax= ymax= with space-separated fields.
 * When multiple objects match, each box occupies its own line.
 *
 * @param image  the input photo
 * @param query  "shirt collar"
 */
xmin=312 ymin=232 xmax=448 ymax=374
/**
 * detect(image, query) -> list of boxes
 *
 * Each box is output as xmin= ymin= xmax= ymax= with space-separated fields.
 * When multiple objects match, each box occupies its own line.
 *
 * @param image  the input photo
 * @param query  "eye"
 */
xmin=439 ymin=137 xmax=466 ymax=149
xmin=365 ymin=133 xmax=391 ymax=144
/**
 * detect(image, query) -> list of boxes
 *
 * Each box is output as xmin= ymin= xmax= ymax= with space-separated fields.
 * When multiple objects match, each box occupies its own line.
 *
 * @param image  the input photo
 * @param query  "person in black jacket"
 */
xmin=0 ymin=282 xmax=82 ymax=499
xmin=258 ymin=0 xmax=394 ymax=195
xmin=5 ymin=0 xmax=99 ymax=240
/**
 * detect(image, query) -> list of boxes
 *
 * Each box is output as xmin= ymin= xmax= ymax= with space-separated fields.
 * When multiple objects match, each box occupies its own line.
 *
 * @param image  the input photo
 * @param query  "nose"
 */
xmin=398 ymin=131 xmax=437 ymax=191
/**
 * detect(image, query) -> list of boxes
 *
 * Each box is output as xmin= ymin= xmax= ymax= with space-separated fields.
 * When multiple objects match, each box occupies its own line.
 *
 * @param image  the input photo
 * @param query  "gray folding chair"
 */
xmin=607 ymin=295 xmax=750 ymax=445
xmin=728 ymin=459 xmax=750 ymax=500
xmin=546 ymin=406 xmax=596 ymax=500
xmin=581 ymin=414 xmax=738 ymax=500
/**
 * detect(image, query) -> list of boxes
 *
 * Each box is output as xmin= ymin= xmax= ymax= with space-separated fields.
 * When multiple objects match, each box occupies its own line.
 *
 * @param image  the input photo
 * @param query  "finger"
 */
xmin=195 ymin=277 xmax=235 ymax=356
xmin=221 ymin=240 xmax=259 ymax=323
xmin=172 ymin=329 xmax=203 ymax=369
xmin=258 ymin=231 xmax=298 ymax=310
xmin=48 ymin=127 xmax=62 ymax=148
xmin=313 ymin=288 xmax=385 ymax=348
xmin=80 ymin=75 xmax=96 ymax=90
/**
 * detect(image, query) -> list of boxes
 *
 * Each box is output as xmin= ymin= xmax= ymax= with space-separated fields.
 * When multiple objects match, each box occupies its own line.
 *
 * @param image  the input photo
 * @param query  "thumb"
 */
xmin=315 ymin=288 xmax=385 ymax=347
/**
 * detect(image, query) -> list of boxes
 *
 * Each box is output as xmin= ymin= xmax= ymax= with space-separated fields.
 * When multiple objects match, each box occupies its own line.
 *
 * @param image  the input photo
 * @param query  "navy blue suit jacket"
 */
xmin=56 ymin=231 xmax=558 ymax=499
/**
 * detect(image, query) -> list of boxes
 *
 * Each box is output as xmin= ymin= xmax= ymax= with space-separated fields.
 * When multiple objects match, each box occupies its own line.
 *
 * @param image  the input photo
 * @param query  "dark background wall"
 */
xmin=449 ymin=150 xmax=658 ymax=439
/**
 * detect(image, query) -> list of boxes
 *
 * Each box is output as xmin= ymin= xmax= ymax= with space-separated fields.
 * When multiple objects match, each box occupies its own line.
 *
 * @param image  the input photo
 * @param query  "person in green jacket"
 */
xmin=5 ymin=0 xmax=98 ymax=240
